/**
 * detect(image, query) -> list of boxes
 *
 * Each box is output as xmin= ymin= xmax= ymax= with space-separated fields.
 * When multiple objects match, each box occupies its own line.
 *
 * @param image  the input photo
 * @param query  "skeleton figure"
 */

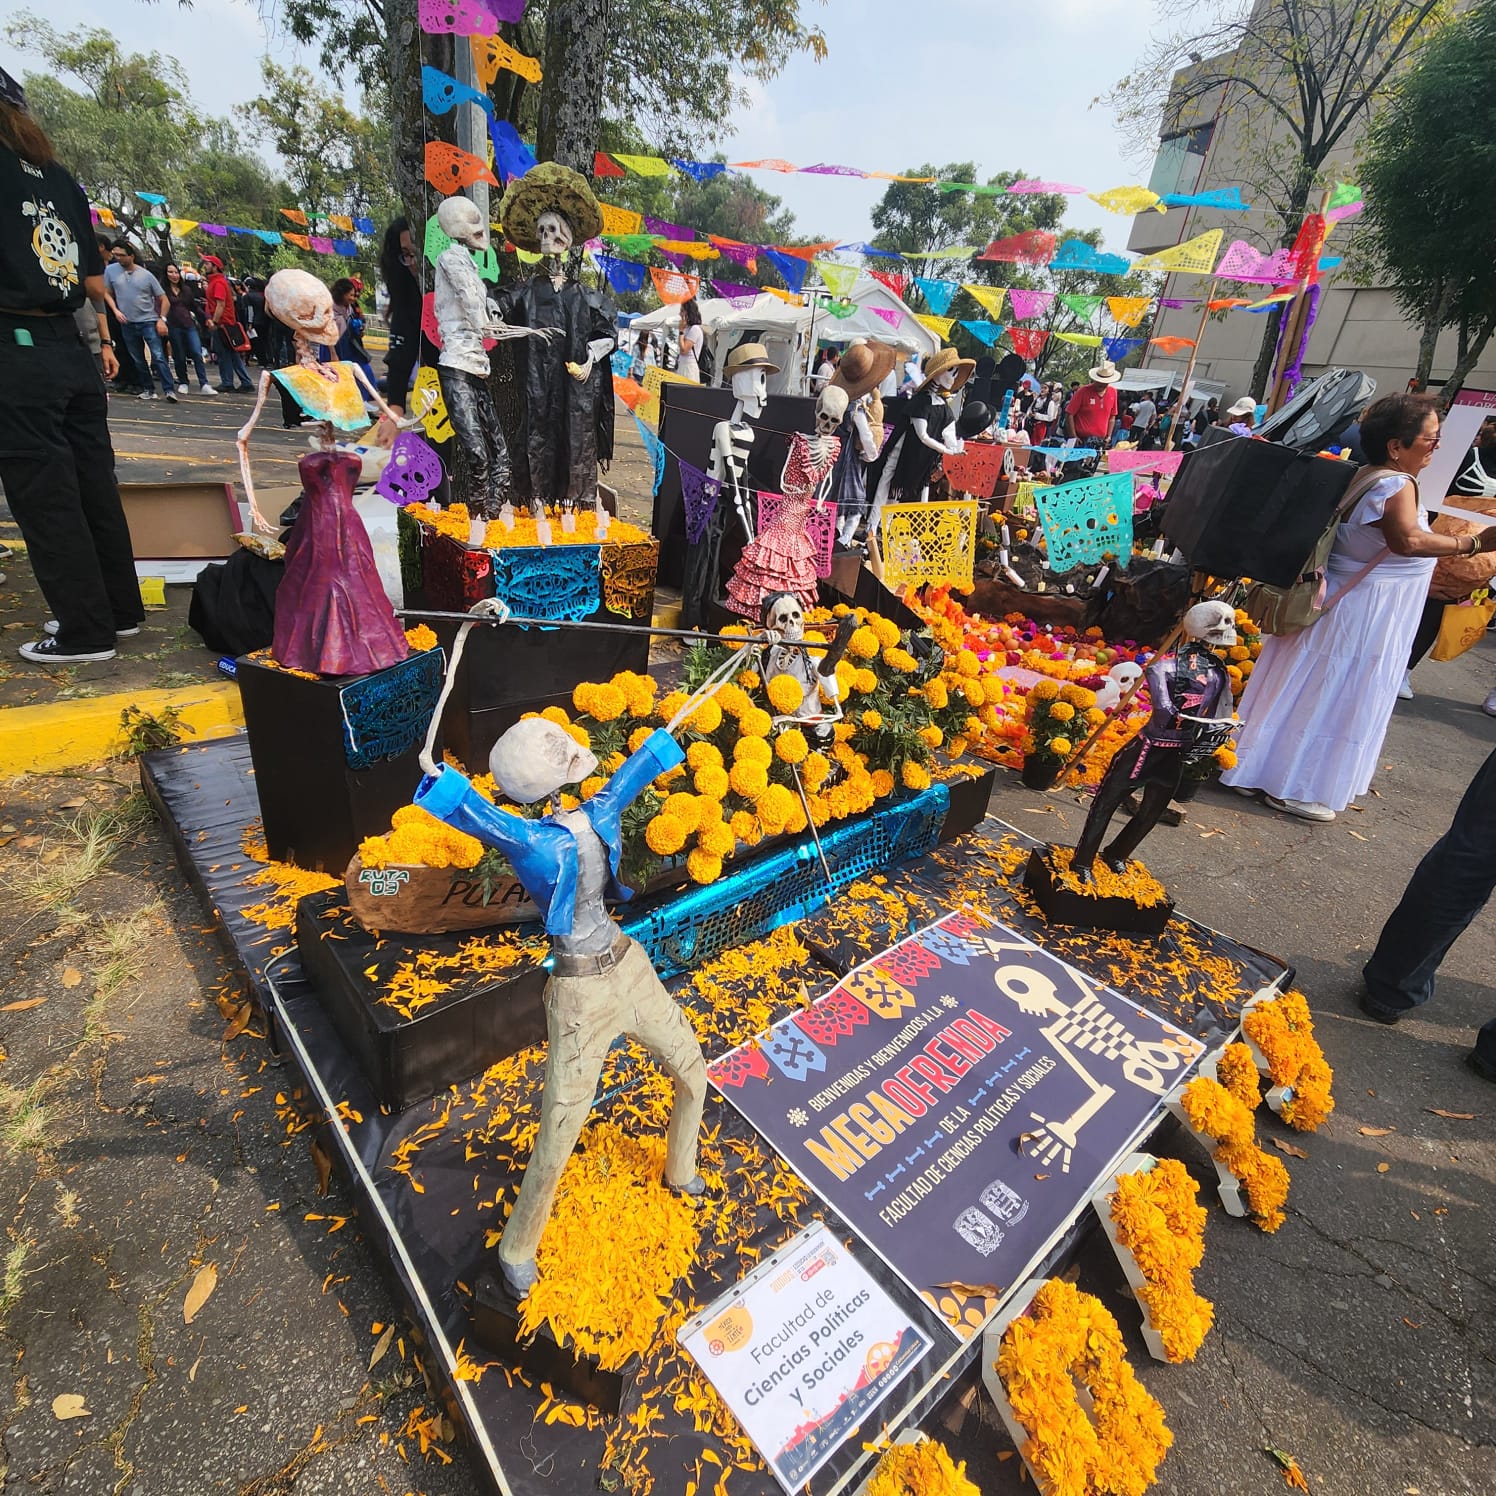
xmin=1071 ymin=602 xmax=1237 ymax=883
xmin=1092 ymin=660 xmax=1145 ymax=714
xmin=236 ymin=269 xmax=404 ymax=534
xmin=432 ymin=196 xmax=553 ymax=519
xmin=411 ymin=715 xmax=707 ymax=1298
xmin=760 ymin=590 xmax=850 ymax=735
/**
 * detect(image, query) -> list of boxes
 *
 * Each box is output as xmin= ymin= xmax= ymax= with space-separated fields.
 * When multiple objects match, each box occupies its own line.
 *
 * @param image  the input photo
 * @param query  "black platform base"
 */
xmin=470 ymin=1270 xmax=633 ymax=1415
xmin=1023 ymin=845 xmax=1176 ymax=936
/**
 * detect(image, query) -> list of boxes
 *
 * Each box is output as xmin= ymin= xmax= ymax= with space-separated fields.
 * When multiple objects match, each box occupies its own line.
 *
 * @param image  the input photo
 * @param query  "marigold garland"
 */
xmin=1215 ymin=1042 xmax=1261 ymax=1111
xmin=1241 ymin=990 xmax=1335 ymax=1131
xmin=1180 ymin=1076 xmax=1290 ymax=1232
xmin=996 ymin=1278 xmax=1172 ymax=1496
xmin=865 ymin=1437 xmax=981 ymax=1496
xmin=1109 ymin=1159 xmax=1213 ymax=1363
xmin=406 ymin=500 xmax=648 ymax=550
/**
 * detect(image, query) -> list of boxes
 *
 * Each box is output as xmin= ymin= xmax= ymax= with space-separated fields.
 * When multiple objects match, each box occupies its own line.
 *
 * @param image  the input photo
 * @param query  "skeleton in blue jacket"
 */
xmin=414 ymin=717 xmax=707 ymax=1297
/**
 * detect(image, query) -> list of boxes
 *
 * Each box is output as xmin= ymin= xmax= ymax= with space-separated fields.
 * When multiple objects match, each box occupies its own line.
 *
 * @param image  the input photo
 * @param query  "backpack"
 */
xmin=1243 ymin=465 xmax=1406 ymax=636
xmin=697 ymin=336 xmax=717 ymax=387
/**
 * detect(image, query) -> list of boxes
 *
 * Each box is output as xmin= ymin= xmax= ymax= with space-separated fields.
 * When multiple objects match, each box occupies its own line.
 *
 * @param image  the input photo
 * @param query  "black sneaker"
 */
xmin=19 ymin=636 xmax=116 ymax=664
xmin=42 ymin=619 xmax=140 ymax=638
xmin=1467 ymin=1049 xmax=1496 ymax=1083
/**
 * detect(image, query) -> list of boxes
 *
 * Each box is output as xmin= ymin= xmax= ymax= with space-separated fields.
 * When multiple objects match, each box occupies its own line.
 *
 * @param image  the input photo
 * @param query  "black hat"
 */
xmin=957 ymin=402 xmax=994 ymax=438
xmin=0 ymin=67 xmax=26 ymax=111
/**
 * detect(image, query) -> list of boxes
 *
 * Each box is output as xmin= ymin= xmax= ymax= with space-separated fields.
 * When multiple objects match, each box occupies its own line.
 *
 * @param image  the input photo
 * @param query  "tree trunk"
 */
xmin=1249 ymin=168 xmax=1317 ymax=398
xmin=386 ymin=0 xmax=439 ymax=238
xmin=1442 ymin=317 xmax=1496 ymax=404
xmin=535 ymin=0 xmax=611 ymax=174
xmin=1414 ymin=279 xmax=1451 ymax=388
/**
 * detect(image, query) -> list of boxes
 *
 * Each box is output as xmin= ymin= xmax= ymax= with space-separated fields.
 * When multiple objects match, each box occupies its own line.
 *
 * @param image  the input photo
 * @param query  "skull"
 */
xmin=265 ymin=269 xmax=339 ymax=346
xmin=1093 ymin=659 xmax=1144 ymax=712
xmin=489 ymin=717 xmax=598 ymax=805
xmin=1182 ymin=600 xmax=1237 ymax=648
xmin=761 ymin=591 xmax=804 ymax=641
xmin=816 ymin=384 xmax=848 ymax=436
xmin=436 ymin=196 xmax=489 ymax=252
xmin=536 ymin=210 xmax=574 ymax=257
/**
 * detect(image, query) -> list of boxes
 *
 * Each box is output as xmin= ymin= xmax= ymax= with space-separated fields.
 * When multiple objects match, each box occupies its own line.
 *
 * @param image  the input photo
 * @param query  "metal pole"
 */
xmin=396 ymin=608 xmax=832 ymax=652
xmin=1162 ymin=278 xmax=1218 ymax=453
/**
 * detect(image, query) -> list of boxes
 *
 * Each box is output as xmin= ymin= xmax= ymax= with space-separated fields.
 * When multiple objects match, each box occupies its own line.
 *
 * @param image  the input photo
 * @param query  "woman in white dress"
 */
xmin=676 ymin=298 xmax=704 ymax=383
xmin=1224 ymin=394 xmax=1496 ymax=822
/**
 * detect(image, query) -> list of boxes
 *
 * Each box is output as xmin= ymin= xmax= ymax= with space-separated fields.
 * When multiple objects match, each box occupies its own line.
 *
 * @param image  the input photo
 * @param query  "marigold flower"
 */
xmin=883 ymin=646 xmax=918 ymax=673
xmin=802 ymin=751 xmax=831 ymax=791
xmin=766 ymin=673 xmax=805 ymax=714
xmin=689 ymin=698 xmax=723 ymax=734
xmin=733 ymin=735 xmax=772 ymax=767
xmin=869 ymin=614 xmax=902 ymax=648
xmin=540 ymin=705 xmax=572 ymax=728
xmin=756 ymin=783 xmax=797 ymax=832
xmin=580 ymin=776 xmax=605 ymax=800
xmin=870 ymin=768 xmax=895 ymax=797
xmin=901 ymin=760 xmax=931 ymax=791
xmin=697 ymin=820 xmax=736 ymax=858
xmin=1049 ymin=736 xmax=1073 ymax=757
xmin=1030 ymin=678 xmax=1060 ymax=701
xmin=736 ymin=669 xmax=760 ymax=690
xmin=627 ymin=725 xmax=653 ymax=754
xmin=686 ymin=741 xmax=723 ymax=771
xmin=847 ymin=625 xmax=880 ymax=660
xmin=774 ymin=728 xmax=809 ymax=765
xmin=920 ymin=725 xmax=943 ymax=748
xmin=404 ymin=624 xmax=438 ymax=653
xmin=738 ymin=706 xmax=772 ymax=738
xmin=644 ymin=813 xmax=688 ymax=856
xmin=1049 ymin=700 xmax=1075 ymax=722
xmin=925 ymin=678 xmax=949 ymax=709
xmin=694 ymin=764 xmax=730 ymax=800
xmin=852 ymin=668 xmax=879 ymax=694
xmin=662 ymin=791 xmax=701 ymax=830
xmin=861 ymin=710 xmax=883 ymax=730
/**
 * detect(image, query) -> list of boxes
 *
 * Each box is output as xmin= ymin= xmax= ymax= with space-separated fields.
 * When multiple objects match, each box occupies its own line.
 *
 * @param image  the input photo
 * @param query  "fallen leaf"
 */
xmin=223 ymin=1004 xmax=254 ymax=1041
xmin=310 ymin=1139 xmax=332 ymax=1197
xmin=1198 ymin=828 xmax=1224 ymax=838
xmin=1376 ymin=1162 xmax=1391 ymax=1173
xmin=1347 ymin=829 xmax=1368 ymax=841
xmin=1402 ymin=1317 xmax=1421 ymax=1329
xmin=183 ymin=1263 xmax=217 ymax=1324
xmin=1426 ymin=1109 xmax=1476 ymax=1120
xmin=60 ymin=968 xmax=83 ymax=989
xmin=1033 ymin=1173 xmax=1050 ymax=1181
xmin=1270 ymin=1137 xmax=1309 ymax=1159
xmin=1359 ymin=1125 xmax=1396 ymax=1136
xmin=369 ymin=1323 xmax=396 ymax=1370
xmin=51 ymin=1393 xmax=89 ymax=1420
xmin=58 ymin=798 xmax=86 ymax=810
xmin=1265 ymin=1448 xmax=1310 ymax=1493
xmin=1 ymin=997 xmax=46 ymax=1012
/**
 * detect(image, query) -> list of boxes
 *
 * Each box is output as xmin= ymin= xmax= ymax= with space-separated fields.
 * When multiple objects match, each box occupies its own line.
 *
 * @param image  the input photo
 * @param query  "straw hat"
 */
xmin=724 ymin=341 xmax=780 ymax=376
xmin=1087 ymin=359 xmax=1124 ymax=385
xmin=829 ymin=338 xmax=897 ymax=402
xmin=918 ymin=346 xmax=976 ymax=393
xmin=499 ymin=162 xmax=602 ymax=253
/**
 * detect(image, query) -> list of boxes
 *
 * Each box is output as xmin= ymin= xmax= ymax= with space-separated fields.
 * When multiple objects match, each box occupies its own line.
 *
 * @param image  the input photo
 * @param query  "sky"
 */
xmin=7 ymin=0 xmax=1155 ymax=250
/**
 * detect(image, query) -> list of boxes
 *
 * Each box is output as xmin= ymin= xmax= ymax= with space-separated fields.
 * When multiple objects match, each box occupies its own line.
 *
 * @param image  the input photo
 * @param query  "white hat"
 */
xmin=1226 ymin=396 xmax=1257 ymax=418
xmin=1087 ymin=360 xmax=1123 ymax=385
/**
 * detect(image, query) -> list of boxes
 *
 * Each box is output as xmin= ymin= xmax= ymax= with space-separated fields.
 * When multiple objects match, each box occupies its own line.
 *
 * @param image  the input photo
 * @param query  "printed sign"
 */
xmin=678 ymin=1222 xmax=931 ymax=1493
xmin=708 ymin=909 xmax=1205 ymax=1338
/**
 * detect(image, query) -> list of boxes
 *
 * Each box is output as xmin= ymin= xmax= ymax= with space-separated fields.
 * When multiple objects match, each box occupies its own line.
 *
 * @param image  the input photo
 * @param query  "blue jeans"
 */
xmin=120 ymin=319 xmax=175 ymax=396
xmin=1363 ymin=744 xmax=1496 ymax=1068
xmin=212 ymin=327 xmax=254 ymax=391
xmin=168 ymin=324 xmax=209 ymax=388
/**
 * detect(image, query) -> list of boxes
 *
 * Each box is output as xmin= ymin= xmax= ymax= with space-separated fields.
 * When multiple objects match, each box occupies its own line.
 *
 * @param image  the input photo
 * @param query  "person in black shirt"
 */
xmin=0 ymin=68 xmax=143 ymax=663
xmin=379 ymin=216 xmax=424 ymax=414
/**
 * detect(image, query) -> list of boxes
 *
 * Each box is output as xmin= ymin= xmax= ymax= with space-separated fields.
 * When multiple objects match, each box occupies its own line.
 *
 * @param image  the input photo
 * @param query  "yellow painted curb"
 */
xmin=0 ymin=680 xmax=243 ymax=776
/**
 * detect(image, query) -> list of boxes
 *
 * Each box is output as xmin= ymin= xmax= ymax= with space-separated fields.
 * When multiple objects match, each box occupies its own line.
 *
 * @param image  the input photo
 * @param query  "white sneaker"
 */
xmin=138 ymin=390 xmax=157 ymax=401
xmin=176 ymin=384 xmax=190 ymax=396
xmin=199 ymin=385 xmax=216 ymax=396
xmin=1397 ymin=673 xmax=1414 ymax=700
xmin=1229 ymin=783 xmax=1259 ymax=798
xmin=1483 ymin=687 xmax=1496 ymax=718
xmin=1266 ymin=795 xmax=1336 ymax=822
xmin=42 ymin=620 xmax=141 ymax=638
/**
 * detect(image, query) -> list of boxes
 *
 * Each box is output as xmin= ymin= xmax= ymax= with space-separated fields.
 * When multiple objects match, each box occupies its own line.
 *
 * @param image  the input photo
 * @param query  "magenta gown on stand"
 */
xmin=271 ymin=449 xmax=410 ymax=677
xmin=726 ymin=431 xmax=841 ymax=618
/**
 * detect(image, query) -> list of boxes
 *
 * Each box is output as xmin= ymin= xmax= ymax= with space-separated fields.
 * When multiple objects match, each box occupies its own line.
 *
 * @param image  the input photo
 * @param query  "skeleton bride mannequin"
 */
xmin=726 ymin=382 xmax=843 ymax=618
xmin=680 ymin=341 xmax=778 ymax=630
xmin=234 ymin=269 xmax=410 ymax=676
xmin=432 ymin=195 xmax=553 ymax=519
xmin=493 ymin=164 xmax=617 ymax=514
xmin=865 ymin=347 xmax=975 ymax=539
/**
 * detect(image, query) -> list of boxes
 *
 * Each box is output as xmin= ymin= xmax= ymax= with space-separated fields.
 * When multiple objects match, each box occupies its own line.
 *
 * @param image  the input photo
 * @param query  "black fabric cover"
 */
xmin=188 ymin=547 xmax=283 ymax=657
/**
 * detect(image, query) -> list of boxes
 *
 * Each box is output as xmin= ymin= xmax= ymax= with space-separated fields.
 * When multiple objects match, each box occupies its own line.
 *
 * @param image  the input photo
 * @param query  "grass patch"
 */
xmin=19 ymin=792 xmax=155 ymax=910
xmin=81 ymin=904 xmax=160 ymax=1043
xmin=0 ymin=1076 xmax=51 ymax=1155
xmin=0 ymin=1233 xmax=33 ymax=1334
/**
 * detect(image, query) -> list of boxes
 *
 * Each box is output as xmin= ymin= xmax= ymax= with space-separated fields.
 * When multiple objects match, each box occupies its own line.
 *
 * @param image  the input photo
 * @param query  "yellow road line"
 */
xmin=0 ymin=680 xmax=243 ymax=776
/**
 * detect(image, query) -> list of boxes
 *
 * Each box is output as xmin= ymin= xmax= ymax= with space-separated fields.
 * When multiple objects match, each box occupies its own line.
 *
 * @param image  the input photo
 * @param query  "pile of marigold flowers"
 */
xmin=1180 ymin=1075 xmax=1291 ymax=1232
xmin=865 ymin=1436 xmax=980 ymax=1496
xmin=1047 ymin=845 xmax=1169 ymax=907
xmin=405 ymin=501 xmax=648 ymax=550
xmin=1241 ymin=989 xmax=1335 ymax=1131
xmin=1108 ymin=1158 xmax=1213 ymax=1363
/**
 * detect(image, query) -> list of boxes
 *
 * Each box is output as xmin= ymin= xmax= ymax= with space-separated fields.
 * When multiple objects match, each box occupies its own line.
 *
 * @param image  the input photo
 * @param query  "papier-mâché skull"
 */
xmin=436 ymin=196 xmax=489 ymax=251
xmin=761 ymin=591 xmax=804 ymax=640
xmin=1183 ymin=600 xmax=1238 ymax=648
xmin=816 ymin=384 xmax=848 ymax=436
xmin=535 ymin=210 xmax=574 ymax=257
xmin=265 ymin=268 xmax=339 ymax=346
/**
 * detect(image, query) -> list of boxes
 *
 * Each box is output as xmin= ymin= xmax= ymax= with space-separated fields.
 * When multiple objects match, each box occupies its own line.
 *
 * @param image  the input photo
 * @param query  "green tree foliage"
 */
xmin=1360 ymin=2 xmax=1496 ymax=399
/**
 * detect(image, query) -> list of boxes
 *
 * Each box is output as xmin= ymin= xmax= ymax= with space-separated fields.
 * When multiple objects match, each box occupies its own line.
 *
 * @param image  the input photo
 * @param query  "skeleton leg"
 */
xmin=440 ymin=367 xmax=512 ymax=518
xmin=1103 ymin=779 xmax=1177 ymax=870
xmin=1071 ymin=738 xmax=1145 ymax=882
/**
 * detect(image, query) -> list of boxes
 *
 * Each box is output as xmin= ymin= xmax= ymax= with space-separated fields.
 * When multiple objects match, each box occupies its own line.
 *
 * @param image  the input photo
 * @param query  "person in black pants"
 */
xmin=380 ymin=216 xmax=425 ymax=414
xmin=0 ymin=70 xmax=143 ymax=664
xmin=1362 ymin=744 xmax=1496 ymax=1081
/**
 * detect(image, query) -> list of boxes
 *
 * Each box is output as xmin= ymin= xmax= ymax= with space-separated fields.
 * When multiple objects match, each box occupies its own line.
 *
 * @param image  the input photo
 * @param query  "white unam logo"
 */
xmin=22 ymin=197 xmax=79 ymax=294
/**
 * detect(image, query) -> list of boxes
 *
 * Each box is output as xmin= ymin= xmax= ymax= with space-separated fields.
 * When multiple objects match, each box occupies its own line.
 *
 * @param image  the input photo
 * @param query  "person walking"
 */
xmin=161 ymin=262 xmax=214 ymax=395
xmin=103 ymin=240 xmax=176 ymax=401
xmin=1361 ymin=743 xmax=1496 ymax=1081
xmin=379 ymin=217 xmax=422 ymax=415
xmin=200 ymin=254 xmax=254 ymax=392
xmin=0 ymin=67 xmax=143 ymax=663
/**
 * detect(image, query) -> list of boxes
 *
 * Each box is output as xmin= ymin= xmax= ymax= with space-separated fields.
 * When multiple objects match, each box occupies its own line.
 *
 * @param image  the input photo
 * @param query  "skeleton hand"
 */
xmin=817 ymin=670 xmax=841 ymax=703
xmin=566 ymin=357 xmax=595 ymax=382
xmin=469 ymin=598 xmax=512 ymax=623
xmin=1021 ymin=1113 xmax=1075 ymax=1174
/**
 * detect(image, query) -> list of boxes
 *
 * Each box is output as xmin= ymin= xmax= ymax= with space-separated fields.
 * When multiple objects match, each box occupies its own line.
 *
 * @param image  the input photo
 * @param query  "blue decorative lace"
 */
xmin=339 ymin=648 xmax=446 ymax=771
xmin=490 ymin=543 xmax=601 ymax=626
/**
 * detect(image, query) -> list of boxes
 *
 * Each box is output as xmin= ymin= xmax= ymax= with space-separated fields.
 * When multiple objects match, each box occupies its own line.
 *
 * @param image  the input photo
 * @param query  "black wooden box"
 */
xmin=1023 ymin=845 xmax=1174 ymax=937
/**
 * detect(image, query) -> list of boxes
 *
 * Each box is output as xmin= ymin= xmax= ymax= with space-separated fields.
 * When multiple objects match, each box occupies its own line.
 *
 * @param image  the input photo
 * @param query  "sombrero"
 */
xmin=1087 ymin=359 xmax=1124 ymax=385
xmin=918 ymin=346 xmax=976 ymax=393
xmin=829 ymin=339 xmax=898 ymax=402
xmin=499 ymin=163 xmax=602 ymax=253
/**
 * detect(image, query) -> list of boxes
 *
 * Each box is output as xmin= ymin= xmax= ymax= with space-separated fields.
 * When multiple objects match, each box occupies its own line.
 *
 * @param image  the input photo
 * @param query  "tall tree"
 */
xmin=1359 ymin=1 xmax=1496 ymax=399
xmin=1106 ymin=0 xmax=1453 ymax=395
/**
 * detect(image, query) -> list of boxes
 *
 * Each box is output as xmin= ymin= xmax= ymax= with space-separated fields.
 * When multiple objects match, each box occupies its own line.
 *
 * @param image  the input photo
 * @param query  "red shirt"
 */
xmin=204 ymin=270 xmax=239 ymax=326
xmin=1067 ymin=382 xmax=1118 ymax=441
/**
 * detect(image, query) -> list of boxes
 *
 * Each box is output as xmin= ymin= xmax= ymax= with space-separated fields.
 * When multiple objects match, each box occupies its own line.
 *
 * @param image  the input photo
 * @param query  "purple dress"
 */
xmin=272 ymin=450 xmax=409 ymax=677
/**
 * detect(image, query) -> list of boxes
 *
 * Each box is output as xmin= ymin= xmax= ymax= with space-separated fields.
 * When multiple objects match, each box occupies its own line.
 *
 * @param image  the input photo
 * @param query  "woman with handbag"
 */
xmin=1224 ymin=394 xmax=1496 ymax=822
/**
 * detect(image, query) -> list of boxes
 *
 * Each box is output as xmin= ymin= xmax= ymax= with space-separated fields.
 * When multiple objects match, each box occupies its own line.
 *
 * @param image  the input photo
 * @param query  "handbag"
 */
xmin=1244 ymin=467 xmax=1408 ymax=636
xmin=1430 ymin=593 xmax=1496 ymax=661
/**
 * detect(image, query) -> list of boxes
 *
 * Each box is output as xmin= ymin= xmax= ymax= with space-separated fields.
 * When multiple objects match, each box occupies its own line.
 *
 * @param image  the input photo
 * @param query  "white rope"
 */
xmin=664 ymin=638 xmax=762 ymax=735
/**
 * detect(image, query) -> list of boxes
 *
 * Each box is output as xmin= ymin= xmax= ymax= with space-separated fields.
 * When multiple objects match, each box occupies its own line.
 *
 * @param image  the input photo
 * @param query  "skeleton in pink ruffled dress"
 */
xmin=726 ymin=391 xmax=842 ymax=618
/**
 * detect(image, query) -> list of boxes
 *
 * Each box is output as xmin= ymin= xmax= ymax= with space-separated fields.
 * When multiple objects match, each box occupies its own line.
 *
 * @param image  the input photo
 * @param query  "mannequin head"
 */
xmin=723 ymin=342 xmax=778 ymax=420
xmin=489 ymin=717 xmax=598 ymax=804
xmin=265 ymin=268 xmax=339 ymax=347
xmin=535 ymin=210 xmax=574 ymax=257
xmin=436 ymin=196 xmax=489 ymax=252
xmin=1182 ymin=600 xmax=1237 ymax=648
xmin=816 ymin=384 xmax=848 ymax=435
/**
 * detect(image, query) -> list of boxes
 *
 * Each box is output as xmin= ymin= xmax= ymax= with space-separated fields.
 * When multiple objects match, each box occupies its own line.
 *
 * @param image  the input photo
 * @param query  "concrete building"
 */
xmin=1127 ymin=23 xmax=1496 ymax=407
